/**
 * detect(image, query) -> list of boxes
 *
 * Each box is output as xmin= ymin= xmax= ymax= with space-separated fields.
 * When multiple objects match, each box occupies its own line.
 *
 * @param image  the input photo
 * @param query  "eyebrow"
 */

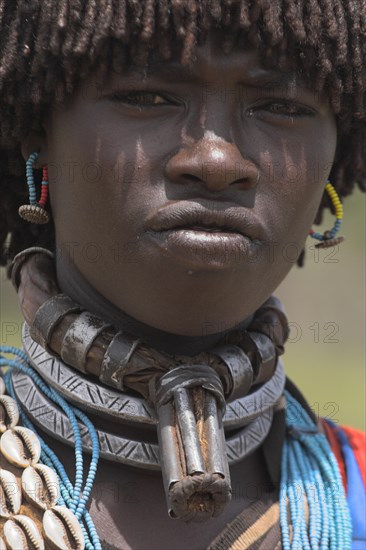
xmin=124 ymin=61 xmax=310 ymax=90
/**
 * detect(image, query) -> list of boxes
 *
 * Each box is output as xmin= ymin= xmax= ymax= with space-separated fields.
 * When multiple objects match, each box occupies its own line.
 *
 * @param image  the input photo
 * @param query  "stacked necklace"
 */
xmin=10 ymin=247 xmax=289 ymax=523
xmin=0 ymin=247 xmax=353 ymax=549
xmin=16 ymin=322 xmax=285 ymax=470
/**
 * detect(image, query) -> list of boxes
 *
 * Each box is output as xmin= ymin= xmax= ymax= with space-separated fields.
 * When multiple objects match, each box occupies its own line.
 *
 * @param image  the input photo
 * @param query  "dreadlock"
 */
xmin=0 ymin=0 xmax=365 ymax=267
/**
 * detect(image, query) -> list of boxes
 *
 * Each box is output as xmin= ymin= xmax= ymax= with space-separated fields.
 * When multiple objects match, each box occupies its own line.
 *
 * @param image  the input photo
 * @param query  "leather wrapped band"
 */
xmin=99 ymin=332 xmax=141 ymax=390
xmin=9 ymin=247 xmax=55 ymax=291
xmin=211 ymin=344 xmax=253 ymax=402
xmin=154 ymin=364 xmax=226 ymax=411
xmin=60 ymin=311 xmax=111 ymax=373
xmin=245 ymin=331 xmax=276 ymax=384
xmin=250 ymin=295 xmax=289 ymax=355
xmin=30 ymin=294 xmax=82 ymax=352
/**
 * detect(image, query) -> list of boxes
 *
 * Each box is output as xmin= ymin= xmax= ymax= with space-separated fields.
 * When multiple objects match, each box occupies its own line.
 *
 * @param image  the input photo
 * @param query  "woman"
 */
xmin=0 ymin=2 xmax=365 ymax=549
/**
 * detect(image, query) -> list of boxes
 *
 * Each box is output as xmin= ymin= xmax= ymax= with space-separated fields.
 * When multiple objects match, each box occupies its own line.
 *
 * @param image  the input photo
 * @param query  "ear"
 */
xmin=20 ymin=129 xmax=49 ymax=169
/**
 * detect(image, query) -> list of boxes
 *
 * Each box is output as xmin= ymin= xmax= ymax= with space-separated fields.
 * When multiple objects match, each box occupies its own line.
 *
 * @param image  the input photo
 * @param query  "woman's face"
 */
xmin=32 ymin=32 xmax=337 ymax=336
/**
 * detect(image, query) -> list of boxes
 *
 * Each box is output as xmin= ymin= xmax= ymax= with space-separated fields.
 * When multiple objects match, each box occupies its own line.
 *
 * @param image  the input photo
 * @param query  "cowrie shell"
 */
xmin=0 ymin=468 xmax=21 ymax=518
xmin=0 ymin=426 xmax=41 ymax=467
xmin=43 ymin=506 xmax=85 ymax=550
xmin=3 ymin=514 xmax=45 ymax=550
xmin=0 ymin=377 xmax=5 ymax=396
xmin=0 ymin=396 xmax=20 ymax=433
xmin=22 ymin=463 xmax=60 ymax=510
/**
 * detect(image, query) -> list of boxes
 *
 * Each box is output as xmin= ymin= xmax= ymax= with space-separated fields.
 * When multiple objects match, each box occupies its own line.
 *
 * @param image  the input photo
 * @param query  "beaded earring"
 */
xmin=18 ymin=151 xmax=50 ymax=224
xmin=308 ymin=181 xmax=344 ymax=248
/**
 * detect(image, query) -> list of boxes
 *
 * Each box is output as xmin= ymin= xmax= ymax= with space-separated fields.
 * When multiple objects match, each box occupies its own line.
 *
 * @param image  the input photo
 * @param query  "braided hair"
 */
xmin=0 ymin=0 xmax=365 ymax=266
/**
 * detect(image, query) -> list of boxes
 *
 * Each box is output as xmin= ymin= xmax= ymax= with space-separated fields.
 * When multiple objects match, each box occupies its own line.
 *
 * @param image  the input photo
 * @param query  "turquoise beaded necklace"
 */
xmin=280 ymin=391 xmax=352 ymax=550
xmin=0 ymin=346 xmax=353 ymax=549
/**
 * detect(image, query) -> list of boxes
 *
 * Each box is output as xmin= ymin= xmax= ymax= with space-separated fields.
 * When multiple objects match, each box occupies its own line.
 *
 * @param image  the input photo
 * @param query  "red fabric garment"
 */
xmin=321 ymin=420 xmax=366 ymax=493
xmin=341 ymin=425 xmax=366 ymax=489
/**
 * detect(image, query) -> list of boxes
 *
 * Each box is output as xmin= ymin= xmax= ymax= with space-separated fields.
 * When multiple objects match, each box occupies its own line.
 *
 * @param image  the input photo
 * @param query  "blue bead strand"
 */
xmin=73 ymin=407 xmax=100 ymax=520
xmin=26 ymin=152 xmax=38 ymax=205
xmin=280 ymin=390 xmax=352 ymax=550
xmin=0 ymin=346 xmax=102 ymax=550
xmin=294 ymin=445 xmax=322 ymax=549
xmin=280 ymin=443 xmax=292 ymax=549
xmin=298 ymin=429 xmax=352 ymax=549
xmin=287 ymin=441 xmax=310 ymax=549
xmin=291 ymin=441 xmax=312 ymax=550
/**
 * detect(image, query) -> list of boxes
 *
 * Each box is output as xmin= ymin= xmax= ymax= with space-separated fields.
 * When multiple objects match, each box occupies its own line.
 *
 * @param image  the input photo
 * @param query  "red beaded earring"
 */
xmin=18 ymin=152 xmax=50 ymax=224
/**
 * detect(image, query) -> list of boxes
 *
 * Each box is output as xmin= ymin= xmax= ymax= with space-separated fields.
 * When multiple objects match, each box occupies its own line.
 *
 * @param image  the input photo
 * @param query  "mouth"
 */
xmin=165 ymin=225 xmax=242 ymax=235
xmin=143 ymin=201 xmax=265 ymax=269
xmin=146 ymin=201 xmax=265 ymax=242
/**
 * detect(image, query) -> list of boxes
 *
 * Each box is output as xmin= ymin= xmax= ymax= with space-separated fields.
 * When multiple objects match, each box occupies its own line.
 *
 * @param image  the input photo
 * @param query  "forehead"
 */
xmin=135 ymin=52 xmax=298 ymax=85
xmin=97 ymin=32 xmax=311 ymax=94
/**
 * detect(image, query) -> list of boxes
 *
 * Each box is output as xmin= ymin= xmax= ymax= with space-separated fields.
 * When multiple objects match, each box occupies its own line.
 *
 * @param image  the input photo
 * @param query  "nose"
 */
xmin=165 ymin=134 xmax=259 ymax=192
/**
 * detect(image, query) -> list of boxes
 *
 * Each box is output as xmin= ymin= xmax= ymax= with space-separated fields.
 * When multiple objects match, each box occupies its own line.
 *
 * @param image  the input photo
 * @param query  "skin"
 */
xmin=20 ymin=30 xmax=338 ymax=549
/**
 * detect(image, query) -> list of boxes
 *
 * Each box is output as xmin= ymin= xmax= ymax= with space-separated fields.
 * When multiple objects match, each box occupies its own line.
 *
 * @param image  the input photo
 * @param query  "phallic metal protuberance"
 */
xmin=3 ymin=514 xmax=45 ymax=550
xmin=154 ymin=365 xmax=232 ymax=523
xmin=0 ymin=426 xmax=41 ymax=468
xmin=22 ymin=464 xmax=60 ymax=510
xmin=0 ymin=468 xmax=21 ymax=518
xmin=0 ymin=396 xmax=20 ymax=433
xmin=43 ymin=506 xmax=85 ymax=550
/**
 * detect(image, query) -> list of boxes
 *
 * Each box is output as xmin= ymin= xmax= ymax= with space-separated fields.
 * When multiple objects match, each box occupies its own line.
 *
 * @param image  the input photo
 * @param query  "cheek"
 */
xmin=47 ymin=108 xmax=144 ymax=244
xmin=257 ymin=122 xmax=337 ymax=244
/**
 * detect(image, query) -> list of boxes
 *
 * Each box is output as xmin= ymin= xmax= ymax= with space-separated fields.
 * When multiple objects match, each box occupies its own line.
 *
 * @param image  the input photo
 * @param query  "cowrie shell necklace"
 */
xmin=0 ymin=349 xmax=102 ymax=550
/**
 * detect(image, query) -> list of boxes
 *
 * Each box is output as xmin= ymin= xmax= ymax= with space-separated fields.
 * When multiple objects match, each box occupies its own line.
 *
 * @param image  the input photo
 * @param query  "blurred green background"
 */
xmin=276 ymin=190 xmax=365 ymax=431
xmin=1 ymin=192 xmax=365 ymax=429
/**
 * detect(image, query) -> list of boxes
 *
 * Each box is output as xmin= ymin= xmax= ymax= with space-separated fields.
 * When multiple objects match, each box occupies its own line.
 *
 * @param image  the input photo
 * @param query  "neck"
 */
xmin=56 ymin=259 xmax=254 ymax=355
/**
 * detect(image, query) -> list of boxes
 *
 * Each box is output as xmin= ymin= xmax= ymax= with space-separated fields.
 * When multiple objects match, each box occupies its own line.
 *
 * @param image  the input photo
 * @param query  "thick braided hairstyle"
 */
xmin=0 ymin=0 xmax=365 ymax=266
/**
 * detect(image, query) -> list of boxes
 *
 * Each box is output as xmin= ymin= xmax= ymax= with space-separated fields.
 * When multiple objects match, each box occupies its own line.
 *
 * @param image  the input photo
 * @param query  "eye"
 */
xmin=110 ymin=91 xmax=175 ymax=106
xmin=249 ymin=101 xmax=316 ymax=119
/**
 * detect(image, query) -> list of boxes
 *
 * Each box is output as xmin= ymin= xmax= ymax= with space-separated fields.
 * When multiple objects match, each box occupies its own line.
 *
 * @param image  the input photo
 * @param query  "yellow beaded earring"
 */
xmin=309 ymin=182 xmax=345 ymax=248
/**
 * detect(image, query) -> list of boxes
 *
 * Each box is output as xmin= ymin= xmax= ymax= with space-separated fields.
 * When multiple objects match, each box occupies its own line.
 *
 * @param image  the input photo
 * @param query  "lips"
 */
xmin=146 ymin=201 xmax=265 ymax=242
